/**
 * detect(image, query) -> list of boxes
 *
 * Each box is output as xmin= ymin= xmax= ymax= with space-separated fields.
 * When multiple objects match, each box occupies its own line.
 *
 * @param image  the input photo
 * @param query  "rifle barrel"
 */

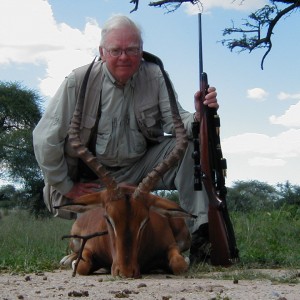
xmin=198 ymin=13 xmax=203 ymax=78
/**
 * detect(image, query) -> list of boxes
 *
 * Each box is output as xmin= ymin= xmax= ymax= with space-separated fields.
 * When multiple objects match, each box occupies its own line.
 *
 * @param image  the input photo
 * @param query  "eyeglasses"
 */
xmin=104 ymin=47 xmax=141 ymax=57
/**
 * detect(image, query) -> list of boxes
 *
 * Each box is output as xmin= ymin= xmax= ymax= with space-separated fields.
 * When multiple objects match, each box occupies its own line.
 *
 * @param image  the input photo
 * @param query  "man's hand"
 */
xmin=64 ymin=182 xmax=101 ymax=200
xmin=194 ymin=87 xmax=219 ymax=121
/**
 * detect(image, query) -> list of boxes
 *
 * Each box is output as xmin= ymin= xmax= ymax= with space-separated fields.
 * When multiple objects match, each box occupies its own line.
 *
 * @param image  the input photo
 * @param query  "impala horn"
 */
xmin=68 ymin=58 xmax=121 ymax=196
xmin=133 ymin=52 xmax=188 ymax=198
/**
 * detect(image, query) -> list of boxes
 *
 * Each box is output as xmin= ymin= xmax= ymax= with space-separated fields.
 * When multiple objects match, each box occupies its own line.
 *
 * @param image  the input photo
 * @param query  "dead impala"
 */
xmin=59 ymin=185 xmax=194 ymax=278
xmin=57 ymin=54 xmax=193 ymax=278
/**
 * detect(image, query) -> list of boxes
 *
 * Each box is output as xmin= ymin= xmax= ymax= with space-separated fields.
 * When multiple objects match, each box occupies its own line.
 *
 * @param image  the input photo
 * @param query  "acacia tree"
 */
xmin=221 ymin=0 xmax=300 ymax=69
xmin=129 ymin=0 xmax=300 ymax=69
xmin=130 ymin=0 xmax=198 ymax=12
xmin=226 ymin=180 xmax=279 ymax=212
xmin=0 ymin=81 xmax=48 ymax=216
xmin=276 ymin=181 xmax=300 ymax=206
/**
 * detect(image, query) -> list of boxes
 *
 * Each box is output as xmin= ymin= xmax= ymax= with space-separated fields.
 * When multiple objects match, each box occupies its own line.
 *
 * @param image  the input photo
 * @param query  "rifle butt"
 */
xmin=208 ymin=204 xmax=235 ymax=266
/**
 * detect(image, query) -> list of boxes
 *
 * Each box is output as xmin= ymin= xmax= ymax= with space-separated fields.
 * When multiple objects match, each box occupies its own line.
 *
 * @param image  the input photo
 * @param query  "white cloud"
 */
xmin=269 ymin=101 xmax=300 ymax=128
xmin=278 ymin=92 xmax=300 ymax=101
xmin=222 ymin=129 xmax=300 ymax=158
xmin=185 ymin=0 xmax=267 ymax=14
xmin=247 ymin=87 xmax=269 ymax=101
xmin=222 ymin=129 xmax=300 ymax=185
xmin=0 ymin=0 xmax=101 ymax=97
xmin=248 ymin=157 xmax=286 ymax=167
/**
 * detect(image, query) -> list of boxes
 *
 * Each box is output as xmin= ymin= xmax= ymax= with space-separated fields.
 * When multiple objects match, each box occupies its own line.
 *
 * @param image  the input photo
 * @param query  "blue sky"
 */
xmin=1 ymin=0 xmax=300 ymax=187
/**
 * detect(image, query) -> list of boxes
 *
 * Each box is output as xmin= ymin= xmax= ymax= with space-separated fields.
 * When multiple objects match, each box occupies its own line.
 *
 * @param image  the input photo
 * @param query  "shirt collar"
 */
xmin=103 ymin=63 xmax=138 ymax=89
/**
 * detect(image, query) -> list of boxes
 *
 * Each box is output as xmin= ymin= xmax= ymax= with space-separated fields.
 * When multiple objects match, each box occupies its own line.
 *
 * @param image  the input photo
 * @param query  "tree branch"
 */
xmin=130 ymin=0 xmax=200 ymax=13
xmin=222 ymin=2 xmax=300 ymax=69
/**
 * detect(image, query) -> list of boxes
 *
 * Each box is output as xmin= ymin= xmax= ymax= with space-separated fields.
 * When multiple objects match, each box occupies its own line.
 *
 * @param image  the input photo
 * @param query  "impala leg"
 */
xmin=70 ymin=236 xmax=88 ymax=276
xmin=62 ymin=231 xmax=108 ymax=276
xmin=168 ymin=218 xmax=192 ymax=252
xmin=74 ymin=248 xmax=95 ymax=275
xmin=167 ymin=244 xmax=189 ymax=275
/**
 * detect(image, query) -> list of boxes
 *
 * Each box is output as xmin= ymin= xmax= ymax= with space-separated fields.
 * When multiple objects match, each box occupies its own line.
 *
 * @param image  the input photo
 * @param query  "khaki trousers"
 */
xmin=109 ymin=137 xmax=209 ymax=234
xmin=44 ymin=137 xmax=208 ymax=234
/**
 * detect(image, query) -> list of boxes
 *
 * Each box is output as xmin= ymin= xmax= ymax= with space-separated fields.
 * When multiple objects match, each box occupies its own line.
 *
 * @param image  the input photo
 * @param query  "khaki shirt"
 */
xmin=97 ymin=65 xmax=147 ymax=167
xmin=33 ymin=60 xmax=194 ymax=196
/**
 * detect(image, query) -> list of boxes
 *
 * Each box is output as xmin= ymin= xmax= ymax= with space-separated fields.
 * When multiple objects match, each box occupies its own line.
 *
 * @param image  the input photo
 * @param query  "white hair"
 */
xmin=100 ymin=15 xmax=143 ymax=47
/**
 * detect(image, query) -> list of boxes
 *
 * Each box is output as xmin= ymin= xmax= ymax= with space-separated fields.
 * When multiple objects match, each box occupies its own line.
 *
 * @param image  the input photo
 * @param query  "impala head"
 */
xmin=60 ymin=48 xmax=190 ymax=277
xmin=60 ymin=185 xmax=193 ymax=278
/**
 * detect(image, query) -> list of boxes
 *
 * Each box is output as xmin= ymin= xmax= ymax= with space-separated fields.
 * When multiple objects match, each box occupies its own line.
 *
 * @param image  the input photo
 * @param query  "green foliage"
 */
xmin=0 ymin=184 xmax=20 ymax=209
xmin=0 ymin=184 xmax=17 ymax=200
xmin=0 ymin=81 xmax=41 ymax=128
xmin=232 ymin=206 xmax=300 ymax=267
xmin=155 ymin=179 xmax=300 ymax=214
xmin=155 ymin=182 xmax=300 ymax=270
xmin=0 ymin=81 xmax=42 ymax=182
xmin=153 ymin=190 xmax=180 ymax=204
xmin=0 ymin=205 xmax=299 ymax=274
xmin=0 ymin=81 xmax=48 ymax=217
xmin=227 ymin=180 xmax=279 ymax=212
xmin=0 ymin=210 xmax=72 ymax=273
xmin=276 ymin=181 xmax=300 ymax=206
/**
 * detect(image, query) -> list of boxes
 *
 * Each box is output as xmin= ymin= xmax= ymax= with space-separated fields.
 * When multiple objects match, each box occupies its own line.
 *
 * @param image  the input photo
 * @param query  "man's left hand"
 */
xmin=194 ymin=86 xmax=219 ymax=121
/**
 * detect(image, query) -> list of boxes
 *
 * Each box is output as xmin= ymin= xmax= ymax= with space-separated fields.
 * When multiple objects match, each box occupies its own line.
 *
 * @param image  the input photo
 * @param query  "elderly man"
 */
xmin=33 ymin=15 xmax=219 ymax=264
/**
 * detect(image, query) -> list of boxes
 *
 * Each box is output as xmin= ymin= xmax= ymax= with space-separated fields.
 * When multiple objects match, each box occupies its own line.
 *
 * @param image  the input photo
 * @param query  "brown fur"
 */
xmin=61 ymin=185 xmax=192 ymax=278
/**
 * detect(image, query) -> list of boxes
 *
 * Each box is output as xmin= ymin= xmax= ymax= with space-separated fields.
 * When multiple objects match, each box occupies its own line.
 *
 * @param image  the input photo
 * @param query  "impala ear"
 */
xmin=71 ymin=191 xmax=107 ymax=205
xmin=150 ymin=206 xmax=196 ymax=219
xmin=54 ymin=191 xmax=108 ymax=213
xmin=147 ymin=195 xmax=196 ymax=219
xmin=55 ymin=204 xmax=94 ymax=214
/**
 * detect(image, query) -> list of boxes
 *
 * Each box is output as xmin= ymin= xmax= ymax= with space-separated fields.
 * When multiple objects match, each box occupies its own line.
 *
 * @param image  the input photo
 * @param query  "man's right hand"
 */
xmin=64 ymin=182 xmax=101 ymax=200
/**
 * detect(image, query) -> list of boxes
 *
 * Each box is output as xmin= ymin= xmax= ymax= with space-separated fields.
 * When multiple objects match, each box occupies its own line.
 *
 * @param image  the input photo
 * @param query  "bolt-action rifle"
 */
xmin=192 ymin=13 xmax=239 ymax=266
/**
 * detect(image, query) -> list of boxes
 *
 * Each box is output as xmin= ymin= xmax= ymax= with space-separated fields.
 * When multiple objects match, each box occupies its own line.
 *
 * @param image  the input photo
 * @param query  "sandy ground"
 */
xmin=1 ymin=269 xmax=299 ymax=300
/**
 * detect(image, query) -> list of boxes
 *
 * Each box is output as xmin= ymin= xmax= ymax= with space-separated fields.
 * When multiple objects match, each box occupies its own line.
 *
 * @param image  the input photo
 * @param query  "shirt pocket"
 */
xmin=140 ymin=104 xmax=163 ymax=138
xmin=81 ymin=114 xmax=96 ymax=129
xmin=65 ymin=113 xmax=96 ymax=157
xmin=141 ymin=104 xmax=160 ymax=126
xmin=95 ymin=115 xmax=113 ymax=155
xmin=127 ymin=117 xmax=146 ymax=157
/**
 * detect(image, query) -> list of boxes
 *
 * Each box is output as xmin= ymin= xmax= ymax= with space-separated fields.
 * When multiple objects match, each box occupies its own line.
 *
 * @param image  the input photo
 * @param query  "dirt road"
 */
xmin=1 ymin=269 xmax=299 ymax=299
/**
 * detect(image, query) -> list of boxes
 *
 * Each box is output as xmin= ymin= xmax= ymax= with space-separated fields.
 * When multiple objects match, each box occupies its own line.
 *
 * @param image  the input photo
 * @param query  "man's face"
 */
xmin=100 ymin=26 xmax=142 ymax=85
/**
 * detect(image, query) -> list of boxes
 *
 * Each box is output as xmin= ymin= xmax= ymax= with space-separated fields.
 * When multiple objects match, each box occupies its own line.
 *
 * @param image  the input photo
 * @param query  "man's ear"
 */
xmin=99 ymin=46 xmax=105 ymax=61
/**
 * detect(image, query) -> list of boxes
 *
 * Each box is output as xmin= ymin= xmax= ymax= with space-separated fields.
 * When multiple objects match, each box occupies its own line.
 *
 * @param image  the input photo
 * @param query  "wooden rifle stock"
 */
xmin=199 ymin=73 xmax=238 ymax=266
xmin=195 ymin=14 xmax=239 ymax=266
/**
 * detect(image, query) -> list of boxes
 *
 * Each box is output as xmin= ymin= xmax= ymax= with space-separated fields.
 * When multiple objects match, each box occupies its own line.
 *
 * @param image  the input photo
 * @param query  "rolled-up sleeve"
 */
xmin=33 ymin=73 xmax=77 ymax=195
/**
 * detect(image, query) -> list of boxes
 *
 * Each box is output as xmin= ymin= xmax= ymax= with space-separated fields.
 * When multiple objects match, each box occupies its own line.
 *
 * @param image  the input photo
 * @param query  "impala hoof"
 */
xmin=184 ymin=256 xmax=190 ymax=266
xmin=60 ymin=253 xmax=77 ymax=267
xmin=170 ymin=254 xmax=189 ymax=275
